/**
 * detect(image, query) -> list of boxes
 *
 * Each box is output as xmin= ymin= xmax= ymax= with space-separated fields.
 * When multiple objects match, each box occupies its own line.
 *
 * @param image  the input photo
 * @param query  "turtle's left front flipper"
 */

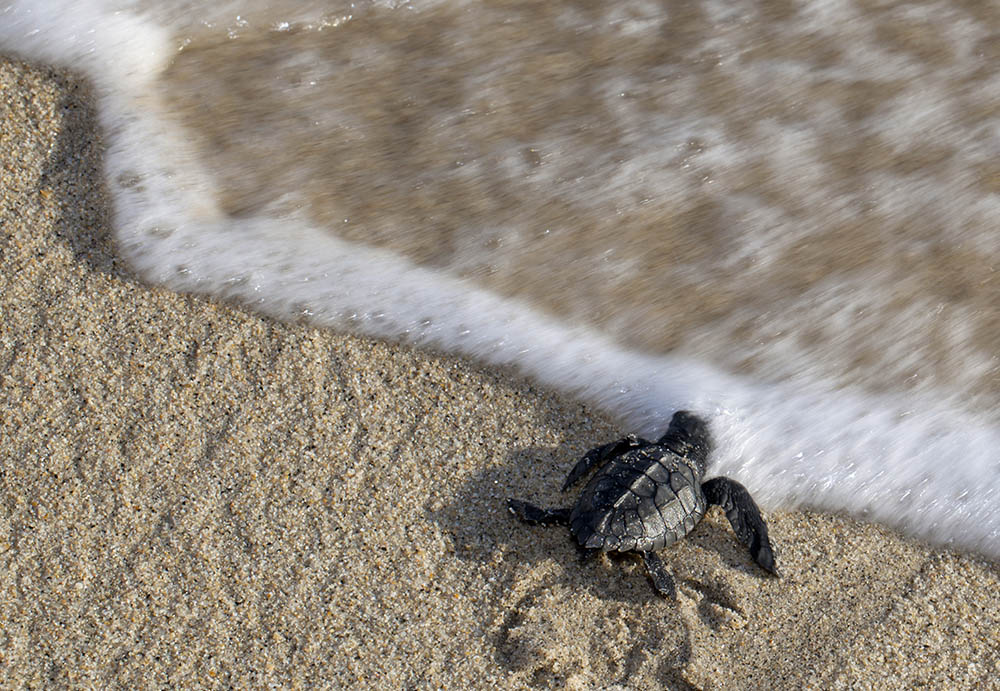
xmin=702 ymin=477 xmax=778 ymax=576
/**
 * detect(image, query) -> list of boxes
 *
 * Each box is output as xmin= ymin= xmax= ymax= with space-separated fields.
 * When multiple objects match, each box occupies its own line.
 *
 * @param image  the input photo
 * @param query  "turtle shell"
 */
xmin=569 ymin=444 xmax=707 ymax=552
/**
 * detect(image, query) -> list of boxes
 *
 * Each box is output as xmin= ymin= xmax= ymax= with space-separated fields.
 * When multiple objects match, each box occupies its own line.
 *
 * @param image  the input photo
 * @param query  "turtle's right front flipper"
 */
xmin=561 ymin=434 xmax=643 ymax=491
xmin=702 ymin=477 xmax=778 ymax=576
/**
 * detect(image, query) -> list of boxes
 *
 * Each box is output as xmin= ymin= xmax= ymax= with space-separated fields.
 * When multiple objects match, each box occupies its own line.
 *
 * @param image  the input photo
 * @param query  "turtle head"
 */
xmin=658 ymin=410 xmax=713 ymax=475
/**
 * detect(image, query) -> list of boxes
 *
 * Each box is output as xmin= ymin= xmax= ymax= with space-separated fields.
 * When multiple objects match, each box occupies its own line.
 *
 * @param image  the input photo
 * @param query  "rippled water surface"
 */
xmin=160 ymin=0 xmax=1000 ymax=404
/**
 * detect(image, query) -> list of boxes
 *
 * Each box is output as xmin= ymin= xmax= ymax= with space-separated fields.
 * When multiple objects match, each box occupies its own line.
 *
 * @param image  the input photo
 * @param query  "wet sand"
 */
xmin=2 ymin=58 xmax=998 ymax=689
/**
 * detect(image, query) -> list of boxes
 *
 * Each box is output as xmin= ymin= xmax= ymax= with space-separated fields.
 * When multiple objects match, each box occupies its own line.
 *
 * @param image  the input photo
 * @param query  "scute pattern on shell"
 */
xmin=569 ymin=444 xmax=707 ymax=553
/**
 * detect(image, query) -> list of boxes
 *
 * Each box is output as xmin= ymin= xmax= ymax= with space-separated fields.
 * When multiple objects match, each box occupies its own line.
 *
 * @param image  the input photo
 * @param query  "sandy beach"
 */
xmin=2 ymin=56 xmax=999 ymax=689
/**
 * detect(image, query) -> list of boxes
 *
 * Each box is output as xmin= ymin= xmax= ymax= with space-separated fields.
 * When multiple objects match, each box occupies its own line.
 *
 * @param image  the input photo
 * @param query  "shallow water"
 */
xmin=161 ymin=0 xmax=1000 ymax=404
xmin=2 ymin=0 xmax=999 ymax=556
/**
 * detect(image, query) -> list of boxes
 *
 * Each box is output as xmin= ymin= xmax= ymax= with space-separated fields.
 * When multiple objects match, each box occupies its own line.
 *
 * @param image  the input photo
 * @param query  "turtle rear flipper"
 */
xmin=640 ymin=551 xmax=676 ymax=599
xmin=702 ymin=477 xmax=778 ymax=576
xmin=506 ymin=499 xmax=571 ymax=526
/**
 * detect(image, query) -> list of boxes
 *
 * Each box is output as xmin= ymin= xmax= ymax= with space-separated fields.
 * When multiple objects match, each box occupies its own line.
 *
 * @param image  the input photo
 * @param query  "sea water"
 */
xmin=3 ymin=0 xmax=999 ymax=556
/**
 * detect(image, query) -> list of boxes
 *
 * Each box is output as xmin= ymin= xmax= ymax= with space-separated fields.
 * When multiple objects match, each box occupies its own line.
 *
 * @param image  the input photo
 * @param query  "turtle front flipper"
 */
xmin=506 ymin=499 xmax=571 ymax=526
xmin=561 ymin=434 xmax=643 ymax=491
xmin=702 ymin=477 xmax=778 ymax=576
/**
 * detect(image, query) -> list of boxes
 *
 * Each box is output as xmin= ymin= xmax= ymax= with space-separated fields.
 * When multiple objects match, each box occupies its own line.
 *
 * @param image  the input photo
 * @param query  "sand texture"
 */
xmin=2 ymin=59 xmax=999 ymax=690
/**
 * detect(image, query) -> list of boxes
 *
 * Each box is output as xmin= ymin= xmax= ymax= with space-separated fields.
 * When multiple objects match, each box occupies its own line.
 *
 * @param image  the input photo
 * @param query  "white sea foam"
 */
xmin=2 ymin=0 xmax=999 ymax=558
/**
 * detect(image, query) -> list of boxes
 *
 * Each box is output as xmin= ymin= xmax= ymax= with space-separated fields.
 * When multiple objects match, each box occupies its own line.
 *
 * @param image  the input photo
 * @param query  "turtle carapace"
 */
xmin=507 ymin=411 xmax=778 ymax=598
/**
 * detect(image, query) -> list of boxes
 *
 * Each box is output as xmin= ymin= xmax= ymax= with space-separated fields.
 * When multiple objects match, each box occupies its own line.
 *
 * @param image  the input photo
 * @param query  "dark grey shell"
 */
xmin=569 ymin=444 xmax=707 ymax=552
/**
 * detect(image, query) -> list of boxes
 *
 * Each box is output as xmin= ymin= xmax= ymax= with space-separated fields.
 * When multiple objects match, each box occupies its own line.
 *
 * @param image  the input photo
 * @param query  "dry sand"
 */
xmin=2 ymin=57 xmax=998 ymax=689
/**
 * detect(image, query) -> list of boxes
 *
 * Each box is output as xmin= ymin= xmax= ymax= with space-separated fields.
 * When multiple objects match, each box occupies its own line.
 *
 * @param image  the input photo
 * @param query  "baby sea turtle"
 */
xmin=507 ymin=411 xmax=777 ymax=598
